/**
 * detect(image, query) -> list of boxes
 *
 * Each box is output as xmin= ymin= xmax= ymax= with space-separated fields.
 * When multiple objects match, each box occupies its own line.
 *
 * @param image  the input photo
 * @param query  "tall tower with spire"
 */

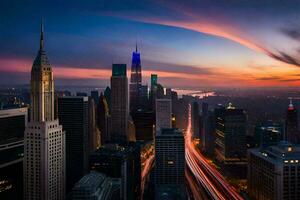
xmin=24 ymin=22 xmax=65 ymax=200
xmin=286 ymin=98 xmax=299 ymax=144
xmin=129 ymin=43 xmax=142 ymax=112
xmin=30 ymin=21 xmax=54 ymax=122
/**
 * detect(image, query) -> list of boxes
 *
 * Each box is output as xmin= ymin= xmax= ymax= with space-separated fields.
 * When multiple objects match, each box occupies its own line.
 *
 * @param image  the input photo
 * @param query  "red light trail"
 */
xmin=185 ymin=104 xmax=243 ymax=200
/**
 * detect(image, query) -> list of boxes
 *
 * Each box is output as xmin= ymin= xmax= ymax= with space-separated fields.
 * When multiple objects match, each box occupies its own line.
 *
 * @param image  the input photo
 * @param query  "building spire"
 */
xmin=135 ymin=41 xmax=138 ymax=53
xmin=40 ymin=19 xmax=44 ymax=50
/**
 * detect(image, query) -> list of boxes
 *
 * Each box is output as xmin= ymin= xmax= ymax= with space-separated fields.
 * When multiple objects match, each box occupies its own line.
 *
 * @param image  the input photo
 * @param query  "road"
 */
xmin=185 ymin=104 xmax=243 ymax=200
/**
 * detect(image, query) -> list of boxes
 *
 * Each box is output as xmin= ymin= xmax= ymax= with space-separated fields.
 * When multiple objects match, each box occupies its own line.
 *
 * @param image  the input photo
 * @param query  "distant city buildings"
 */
xmin=57 ymin=96 xmax=90 ymax=192
xmin=155 ymin=128 xmax=185 ymax=187
xmin=71 ymin=171 xmax=120 ymax=200
xmin=254 ymin=120 xmax=284 ymax=147
xmin=110 ymin=64 xmax=129 ymax=142
xmin=286 ymin=100 xmax=299 ymax=144
xmin=155 ymin=99 xmax=172 ymax=133
xmin=24 ymin=24 xmax=65 ymax=200
xmin=248 ymin=142 xmax=300 ymax=200
xmin=215 ymin=103 xmax=247 ymax=164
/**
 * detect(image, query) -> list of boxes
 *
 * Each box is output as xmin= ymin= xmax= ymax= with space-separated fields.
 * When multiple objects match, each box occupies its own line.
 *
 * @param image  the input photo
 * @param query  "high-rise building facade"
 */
xmin=254 ymin=120 xmax=284 ymax=147
xmin=215 ymin=103 xmax=247 ymax=164
xmin=248 ymin=142 xmax=300 ymax=200
xmin=97 ymin=93 xmax=111 ymax=144
xmin=129 ymin=45 xmax=142 ymax=112
xmin=111 ymin=64 xmax=129 ymax=142
xmin=286 ymin=100 xmax=299 ymax=144
xmin=0 ymin=108 xmax=27 ymax=199
xmin=90 ymin=143 xmax=141 ymax=200
xmin=71 ymin=171 xmax=120 ymax=200
xmin=132 ymin=109 xmax=154 ymax=141
xmin=155 ymin=128 xmax=185 ymax=186
xmin=155 ymin=99 xmax=172 ymax=132
xmin=191 ymin=101 xmax=200 ymax=139
xmin=57 ymin=96 xmax=89 ymax=192
xmin=24 ymin=23 xmax=65 ymax=200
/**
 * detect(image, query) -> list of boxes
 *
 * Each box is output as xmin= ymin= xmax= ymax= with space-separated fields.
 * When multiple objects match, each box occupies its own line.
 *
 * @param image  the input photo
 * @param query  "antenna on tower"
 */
xmin=40 ymin=18 xmax=44 ymax=50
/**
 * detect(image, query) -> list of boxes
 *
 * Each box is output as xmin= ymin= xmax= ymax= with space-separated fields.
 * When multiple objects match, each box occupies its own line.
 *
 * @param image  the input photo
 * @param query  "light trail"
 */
xmin=141 ymin=153 xmax=154 ymax=199
xmin=185 ymin=104 xmax=243 ymax=200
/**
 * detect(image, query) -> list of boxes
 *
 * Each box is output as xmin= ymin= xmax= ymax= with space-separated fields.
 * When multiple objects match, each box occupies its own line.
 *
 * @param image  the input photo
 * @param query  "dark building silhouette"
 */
xmin=191 ymin=101 xmax=200 ymax=139
xmin=0 ymin=108 xmax=27 ymax=200
xmin=90 ymin=143 xmax=141 ymax=200
xmin=104 ymin=87 xmax=111 ymax=112
xmin=155 ymin=128 xmax=185 ymax=187
xmin=132 ymin=109 xmax=154 ymax=141
xmin=91 ymin=90 xmax=99 ymax=104
xmin=57 ymin=96 xmax=90 ymax=193
xmin=111 ymin=64 xmax=129 ymax=142
xmin=254 ymin=120 xmax=284 ymax=147
xmin=286 ymin=100 xmax=299 ymax=144
xmin=97 ymin=93 xmax=111 ymax=144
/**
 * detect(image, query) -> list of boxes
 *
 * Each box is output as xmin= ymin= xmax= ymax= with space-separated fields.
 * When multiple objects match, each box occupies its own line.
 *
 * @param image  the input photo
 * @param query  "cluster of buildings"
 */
xmin=190 ymin=97 xmax=300 ymax=199
xmin=3 ymin=22 xmax=300 ymax=200
xmin=0 ymin=23 xmax=187 ymax=200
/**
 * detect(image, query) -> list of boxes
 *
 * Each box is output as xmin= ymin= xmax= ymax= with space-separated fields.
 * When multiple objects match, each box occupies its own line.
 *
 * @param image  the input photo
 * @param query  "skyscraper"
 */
xmin=286 ymin=99 xmax=299 ymax=144
xmin=215 ymin=103 xmax=247 ymax=164
xmin=248 ymin=142 xmax=300 ymax=200
xmin=111 ymin=64 xmax=129 ymax=142
xmin=0 ymin=108 xmax=27 ymax=199
xmin=24 ymin=23 xmax=65 ymax=200
xmin=155 ymin=128 xmax=185 ymax=186
xmin=90 ymin=143 xmax=141 ymax=200
xmin=71 ymin=171 xmax=120 ymax=200
xmin=97 ymin=93 xmax=111 ymax=144
xmin=129 ymin=45 xmax=142 ymax=112
xmin=57 ymin=96 xmax=89 ymax=192
xmin=191 ymin=101 xmax=200 ymax=139
xmin=155 ymin=99 xmax=172 ymax=132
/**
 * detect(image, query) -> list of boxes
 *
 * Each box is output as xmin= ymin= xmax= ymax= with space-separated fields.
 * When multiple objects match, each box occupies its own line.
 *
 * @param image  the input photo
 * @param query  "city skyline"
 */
xmin=1 ymin=0 xmax=300 ymax=88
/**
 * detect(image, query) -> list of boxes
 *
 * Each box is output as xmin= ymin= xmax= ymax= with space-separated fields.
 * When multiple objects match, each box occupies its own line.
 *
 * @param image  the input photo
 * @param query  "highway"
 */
xmin=185 ymin=104 xmax=243 ymax=200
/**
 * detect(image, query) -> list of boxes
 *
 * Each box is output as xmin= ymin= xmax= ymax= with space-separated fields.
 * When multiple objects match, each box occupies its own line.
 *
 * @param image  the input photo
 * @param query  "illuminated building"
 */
xmin=24 ymin=23 xmax=65 ymax=200
xmin=71 ymin=171 xmax=120 ymax=200
xmin=129 ymin=44 xmax=142 ymax=112
xmin=110 ymin=64 xmax=129 ymax=142
xmin=0 ymin=108 xmax=27 ymax=199
xmin=215 ymin=103 xmax=247 ymax=164
xmin=155 ymin=128 xmax=185 ymax=187
xmin=57 ymin=96 xmax=90 ymax=192
xmin=90 ymin=143 xmax=141 ymax=200
xmin=286 ymin=99 xmax=299 ymax=144
xmin=248 ymin=142 xmax=300 ymax=200
xmin=155 ymin=99 xmax=172 ymax=133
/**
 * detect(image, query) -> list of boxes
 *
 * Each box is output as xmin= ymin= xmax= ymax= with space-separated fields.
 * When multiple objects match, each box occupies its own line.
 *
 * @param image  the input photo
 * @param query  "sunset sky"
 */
xmin=1 ymin=0 xmax=300 ymax=88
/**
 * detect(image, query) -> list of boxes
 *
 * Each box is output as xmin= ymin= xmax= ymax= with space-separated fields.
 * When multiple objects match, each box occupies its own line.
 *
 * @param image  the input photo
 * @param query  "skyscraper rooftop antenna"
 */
xmin=40 ymin=18 xmax=44 ymax=50
xmin=135 ymin=39 xmax=138 ymax=53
